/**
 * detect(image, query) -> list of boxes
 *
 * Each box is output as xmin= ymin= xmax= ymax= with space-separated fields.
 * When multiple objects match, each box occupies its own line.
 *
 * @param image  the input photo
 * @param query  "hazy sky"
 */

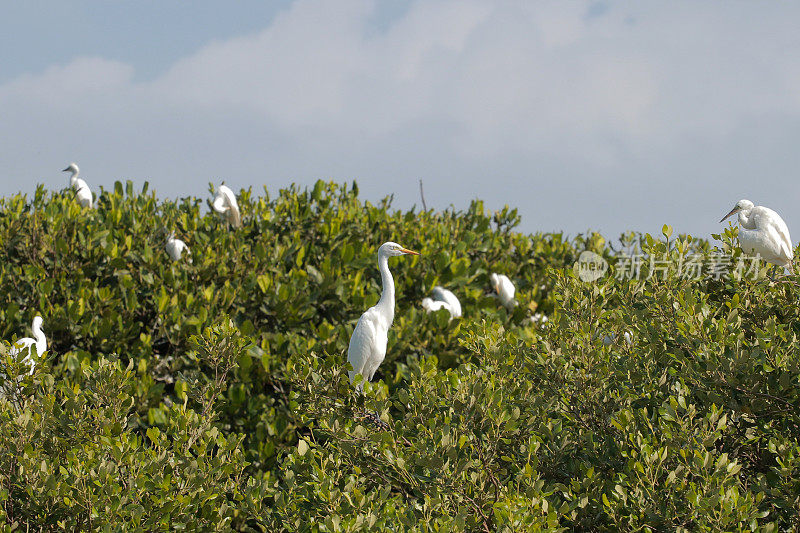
xmin=3 ymin=1 xmax=800 ymax=238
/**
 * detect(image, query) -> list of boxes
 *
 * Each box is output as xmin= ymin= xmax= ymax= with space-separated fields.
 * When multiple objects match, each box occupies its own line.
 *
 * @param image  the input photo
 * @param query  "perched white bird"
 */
xmin=212 ymin=183 xmax=242 ymax=228
xmin=422 ymin=298 xmax=447 ymax=312
xmin=75 ymin=183 xmax=93 ymax=208
xmin=602 ymin=331 xmax=633 ymax=346
xmin=421 ymin=286 xmax=461 ymax=319
xmin=347 ymin=242 xmax=419 ymax=388
xmin=63 ymin=163 xmax=89 ymax=191
xmin=490 ymin=273 xmax=516 ymax=310
xmin=721 ymin=199 xmax=794 ymax=272
xmin=8 ymin=316 xmax=47 ymax=376
xmin=165 ymin=231 xmax=191 ymax=262
xmin=524 ymin=312 xmax=548 ymax=326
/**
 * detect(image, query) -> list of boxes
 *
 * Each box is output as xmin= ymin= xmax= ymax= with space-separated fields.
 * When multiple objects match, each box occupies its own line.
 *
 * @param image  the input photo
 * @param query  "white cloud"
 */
xmin=0 ymin=57 xmax=134 ymax=105
xmin=2 ymin=0 xmax=800 ymax=237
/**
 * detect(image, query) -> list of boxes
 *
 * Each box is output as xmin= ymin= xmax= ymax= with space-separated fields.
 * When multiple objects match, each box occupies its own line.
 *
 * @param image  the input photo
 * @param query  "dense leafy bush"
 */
xmin=0 ymin=180 xmax=798 ymax=530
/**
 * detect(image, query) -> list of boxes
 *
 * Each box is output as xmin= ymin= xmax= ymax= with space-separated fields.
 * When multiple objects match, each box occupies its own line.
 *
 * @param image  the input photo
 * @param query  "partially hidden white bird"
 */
xmin=524 ymin=312 xmax=548 ymax=326
xmin=165 ymin=231 xmax=191 ymax=262
xmin=63 ymin=163 xmax=89 ymax=191
xmin=421 ymin=286 xmax=462 ymax=319
xmin=602 ymin=331 xmax=633 ymax=346
xmin=8 ymin=316 xmax=47 ymax=376
xmin=212 ymin=183 xmax=242 ymax=228
xmin=75 ymin=183 xmax=93 ymax=208
xmin=490 ymin=273 xmax=516 ymax=310
xmin=720 ymin=199 xmax=794 ymax=272
xmin=347 ymin=242 xmax=419 ymax=388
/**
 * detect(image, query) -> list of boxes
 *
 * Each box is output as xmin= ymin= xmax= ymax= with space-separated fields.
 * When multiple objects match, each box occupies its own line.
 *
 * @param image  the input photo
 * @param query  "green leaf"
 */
xmin=297 ymin=439 xmax=309 ymax=456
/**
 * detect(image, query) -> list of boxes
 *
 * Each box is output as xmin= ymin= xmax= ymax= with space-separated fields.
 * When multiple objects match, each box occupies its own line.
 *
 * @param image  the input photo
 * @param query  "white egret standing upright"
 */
xmin=75 ymin=183 xmax=93 ymax=208
xmin=212 ymin=183 xmax=242 ymax=228
xmin=490 ymin=273 xmax=517 ymax=310
xmin=8 ymin=316 xmax=47 ymax=376
xmin=347 ymin=242 xmax=419 ymax=388
xmin=720 ymin=199 xmax=794 ymax=272
xmin=165 ymin=231 xmax=191 ymax=262
xmin=421 ymin=286 xmax=462 ymax=319
xmin=63 ymin=163 xmax=88 ymax=191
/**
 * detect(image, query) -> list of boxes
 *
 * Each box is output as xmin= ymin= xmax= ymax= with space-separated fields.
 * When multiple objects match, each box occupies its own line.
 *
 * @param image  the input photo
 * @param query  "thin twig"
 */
xmin=419 ymin=180 xmax=427 ymax=211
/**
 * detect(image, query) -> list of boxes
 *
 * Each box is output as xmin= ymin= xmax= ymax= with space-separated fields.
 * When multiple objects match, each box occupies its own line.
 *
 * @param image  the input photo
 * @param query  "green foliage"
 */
xmin=0 ymin=323 xmax=265 ymax=530
xmin=0 ymin=180 xmax=798 ymax=530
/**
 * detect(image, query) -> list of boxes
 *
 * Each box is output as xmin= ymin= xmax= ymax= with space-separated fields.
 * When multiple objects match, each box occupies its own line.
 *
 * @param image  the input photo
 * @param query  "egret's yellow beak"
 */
xmin=400 ymin=248 xmax=420 ymax=256
xmin=720 ymin=207 xmax=740 ymax=223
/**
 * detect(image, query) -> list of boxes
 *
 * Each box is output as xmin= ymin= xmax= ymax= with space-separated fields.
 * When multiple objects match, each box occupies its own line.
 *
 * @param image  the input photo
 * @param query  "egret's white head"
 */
xmin=167 ymin=230 xmax=176 ymax=241
xmin=720 ymin=199 xmax=754 ymax=223
xmin=32 ymin=316 xmax=43 ymax=329
xmin=379 ymin=241 xmax=419 ymax=257
xmin=62 ymin=163 xmax=79 ymax=174
xmin=489 ymin=273 xmax=500 ymax=290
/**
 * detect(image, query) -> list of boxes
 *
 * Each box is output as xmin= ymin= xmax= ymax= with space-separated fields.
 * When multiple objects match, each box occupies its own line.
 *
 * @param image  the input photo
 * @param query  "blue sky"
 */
xmin=3 ymin=1 xmax=800 ymax=239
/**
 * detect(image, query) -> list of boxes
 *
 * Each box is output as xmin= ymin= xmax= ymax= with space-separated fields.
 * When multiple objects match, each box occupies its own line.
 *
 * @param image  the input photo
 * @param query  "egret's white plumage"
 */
xmin=721 ymin=199 xmax=794 ymax=272
xmin=212 ymin=183 xmax=242 ymax=228
xmin=421 ymin=298 xmax=448 ymax=312
xmin=490 ymin=273 xmax=516 ymax=310
xmin=165 ymin=231 xmax=191 ymax=262
xmin=602 ymin=331 xmax=633 ymax=346
xmin=347 ymin=242 xmax=419 ymax=387
xmin=8 ymin=316 xmax=46 ymax=376
xmin=525 ymin=312 xmax=548 ymax=326
xmin=421 ymin=286 xmax=461 ymax=319
xmin=431 ymin=286 xmax=461 ymax=318
xmin=63 ymin=163 xmax=89 ymax=191
xmin=75 ymin=184 xmax=93 ymax=208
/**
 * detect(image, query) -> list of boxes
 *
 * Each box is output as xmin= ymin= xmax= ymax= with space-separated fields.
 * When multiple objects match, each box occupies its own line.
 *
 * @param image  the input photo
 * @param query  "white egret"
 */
xmin=421 ymin=298 xmax=449 ymax=313
xmin=421 ymin=286 xmax=461 ymax=319
xmin=490 ymin=273 xmax=516 ymax=310
xmin=165 ymin=231 xmax=191 ymax=262
xmin=720 ymin=199 xmax=794 ymax=272
xmin=524 ymin=312 xmax=548 ymax=326
xmin=212 ymin=183 xmax=242 ymax=228
xmin=602 ymin=331 xmax=633 ymax=346
xmin=8 ymin=316 xmax=47 ymax=376
xmin=75 ymin=183 xmax=93 ymax=208
xmin=347 ymin=242 xmax=419 ymax=388
xmin=63 ymin=163 xmax=88 ymax=191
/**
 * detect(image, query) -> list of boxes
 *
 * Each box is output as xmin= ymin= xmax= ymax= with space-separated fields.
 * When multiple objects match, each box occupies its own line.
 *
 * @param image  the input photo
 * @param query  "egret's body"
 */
xmin=431 ymin=286 xmax=461 ymax=318
xmin=721 ymin=199 xmax=793 ymax=271
xmin=8 ymin=317 xmax=46 ymax=376
xmin=347 ymin=242 xmax=418 ymax=387
xmin=602 ymin=331 xmax=633 ymax=346
xmin=525 ymin=312 xmax=548 ymax=326
xmin=421 ymin=286 xmax=461 ymax=319
xmin=421 ymin=298 xmax=448 ymax=312
xmin=212 ymin=184 xmax=242 ymax=228
xmin=75 ymin=184 xmax=93 ymax=208
xmin=490 ymin=273 xmax=516 ymax=310
xmin=63 ymin=163 xmax=89 ymax=191
xmin=165 ymin=232 xmax=191 ymax=262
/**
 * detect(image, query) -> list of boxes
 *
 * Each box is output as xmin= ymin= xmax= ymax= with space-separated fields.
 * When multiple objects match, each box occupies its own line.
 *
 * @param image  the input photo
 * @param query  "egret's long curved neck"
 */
xmin=375 ymin=253 xmax=395 ymax=322
xmin=212 ymin=195 xmax=227 ymax=213
xmin=738 ymin=209 xmax=754 ymax=229
xmin=32 ymin=323 xmax=46 ymax=353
